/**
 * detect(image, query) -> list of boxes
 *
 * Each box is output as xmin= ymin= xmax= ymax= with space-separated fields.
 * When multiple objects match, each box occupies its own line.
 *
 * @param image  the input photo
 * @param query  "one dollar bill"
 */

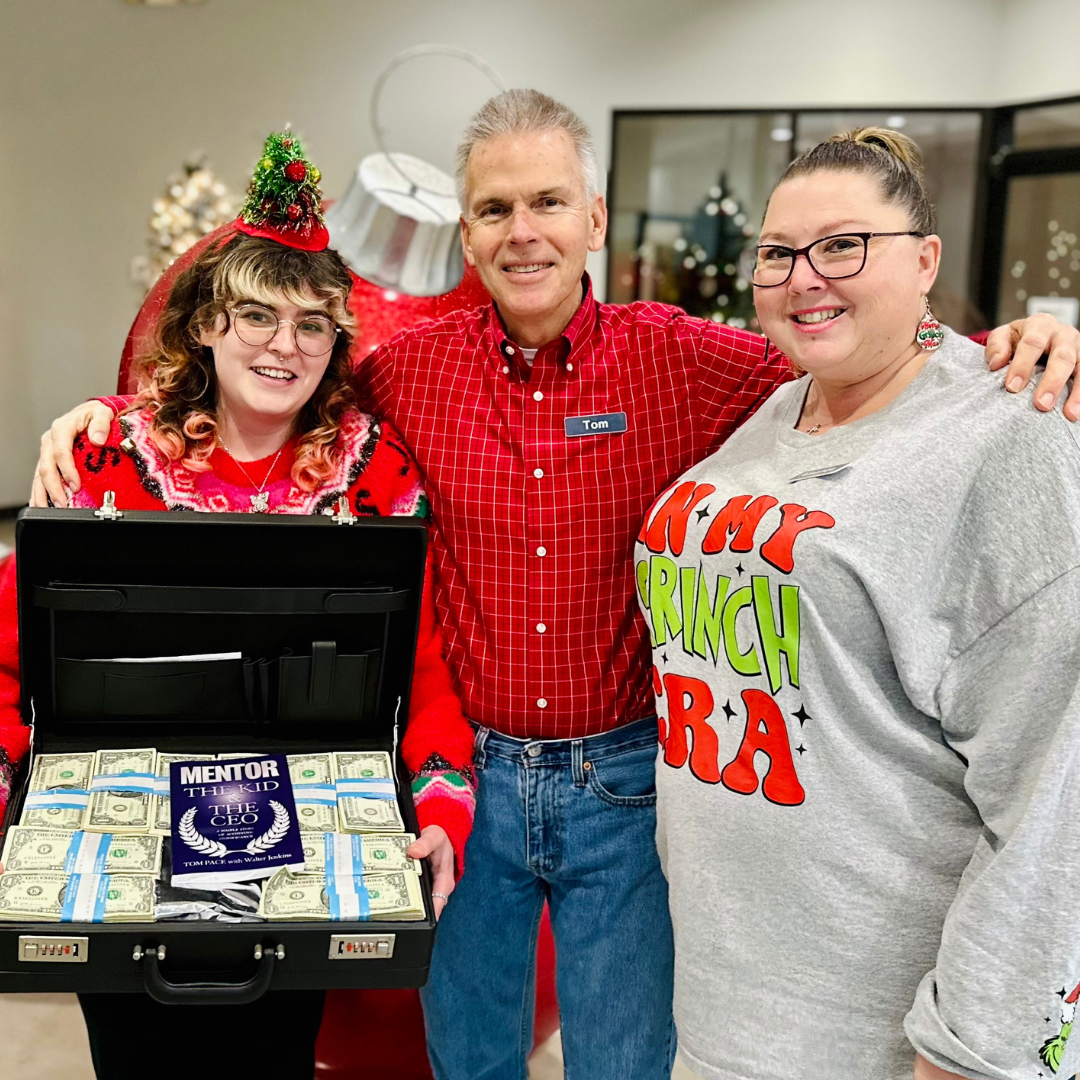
xmin=19 ymin=753 xmax=96 ymax=831
xmin=258 ymin=868 xmax=425 ymax=922
xmin=0 ymin=872 xmax=156 ymax=923
xmin=287 ymin=754 xmax=338 ymax=833
xmin=85 ymin=749 xmax=157 ymax=834
xmin=295 ymin=832 xmax=420 ymax=876
xmin=1 ymin=829 xmax=162 ymax=876
xmin=27 ymin=753 xmax=95 ymax=793
xmin=332 ymin=752 xmax=404 ymax=833
xmin=151 ymin=753 xmax=215 ymax=835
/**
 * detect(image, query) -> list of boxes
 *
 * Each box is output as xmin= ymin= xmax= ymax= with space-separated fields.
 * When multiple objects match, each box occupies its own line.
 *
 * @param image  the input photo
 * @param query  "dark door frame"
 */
xmin=609 ymin=95 xmax=1080 ymax=325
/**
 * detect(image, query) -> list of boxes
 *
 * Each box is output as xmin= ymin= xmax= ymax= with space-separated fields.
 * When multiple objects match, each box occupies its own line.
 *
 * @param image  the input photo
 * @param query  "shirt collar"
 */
xmin=488 ymin=274 xmax=597 ymax=369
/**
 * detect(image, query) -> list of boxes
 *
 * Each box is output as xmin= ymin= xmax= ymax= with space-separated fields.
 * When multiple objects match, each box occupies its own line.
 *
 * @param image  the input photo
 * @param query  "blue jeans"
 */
xmin=421 ymin=716 xmax=676 ymax=1080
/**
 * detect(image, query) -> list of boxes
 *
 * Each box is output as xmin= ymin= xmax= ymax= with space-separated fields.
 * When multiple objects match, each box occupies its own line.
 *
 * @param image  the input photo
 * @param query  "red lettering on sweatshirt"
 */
xmin=700 ymin=495 xmax=779 ymax=555
xmin=640 ymin=482 xmax=716 ymax=556
xmin=661 ymin=673 xmax=721 ymax=783
xmin=759 ymin=504 xmax=836 ymax=574
xmin=720 ymin=689 xmax=805 ymax=805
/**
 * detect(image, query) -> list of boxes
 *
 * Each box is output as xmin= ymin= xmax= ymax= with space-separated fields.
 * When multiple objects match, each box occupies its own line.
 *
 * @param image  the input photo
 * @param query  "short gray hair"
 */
xmin=455 ymin=89 xmax=601 ymax=211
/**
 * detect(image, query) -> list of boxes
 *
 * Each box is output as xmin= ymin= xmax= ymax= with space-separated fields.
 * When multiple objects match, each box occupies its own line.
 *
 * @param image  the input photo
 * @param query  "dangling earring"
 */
xmin=916 ymin=297 xmax=944 ymax=352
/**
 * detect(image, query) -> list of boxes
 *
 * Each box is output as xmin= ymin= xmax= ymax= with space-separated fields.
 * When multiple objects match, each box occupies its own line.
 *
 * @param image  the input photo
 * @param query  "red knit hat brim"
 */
xmin=233 ymin=215 xmax=330 ymax=252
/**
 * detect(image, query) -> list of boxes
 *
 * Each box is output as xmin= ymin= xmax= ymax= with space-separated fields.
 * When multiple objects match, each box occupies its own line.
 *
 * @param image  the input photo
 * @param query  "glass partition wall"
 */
xmin=608 ymin=97 xmax=1080 ymax=334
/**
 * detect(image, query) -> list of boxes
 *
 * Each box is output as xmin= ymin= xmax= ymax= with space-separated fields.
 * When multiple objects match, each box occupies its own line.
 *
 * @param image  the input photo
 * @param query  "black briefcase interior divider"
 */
xmin=0 ymin=508 xmax=436 ymax=1000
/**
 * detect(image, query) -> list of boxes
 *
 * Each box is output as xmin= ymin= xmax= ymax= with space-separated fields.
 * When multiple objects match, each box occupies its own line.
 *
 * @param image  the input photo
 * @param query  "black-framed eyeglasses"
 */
xmin=228 ymin=303 xmax=341 ymax=357
xmin=751 ymin=231 xmax=926 ymax=288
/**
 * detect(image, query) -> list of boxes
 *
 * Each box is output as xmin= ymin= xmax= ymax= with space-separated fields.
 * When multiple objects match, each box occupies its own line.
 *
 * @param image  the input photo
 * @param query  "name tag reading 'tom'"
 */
xmin=564 ymin=412 xmax=628 ymax=437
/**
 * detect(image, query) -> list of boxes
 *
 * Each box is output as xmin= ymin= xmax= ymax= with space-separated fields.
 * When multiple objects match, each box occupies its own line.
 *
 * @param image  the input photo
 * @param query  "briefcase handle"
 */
xmin=141 ymin=947 xmax=277 ymax=1006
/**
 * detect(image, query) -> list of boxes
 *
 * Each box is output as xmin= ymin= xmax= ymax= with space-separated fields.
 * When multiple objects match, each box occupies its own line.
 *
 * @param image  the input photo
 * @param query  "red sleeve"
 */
xmin=68 ymin=421 xmax=166 ymax=512
xmin=94 ymin=395 xmax=134 ymax=415
xmin=352 ymin=341 xmax=398 ymax=420
xmin=0 ymin=556 xmax=32 ymax=819
xmin=348 ymin=418 xmax=475 ymax=870
xmin=690 ymin=319 xmax=796 ymax=454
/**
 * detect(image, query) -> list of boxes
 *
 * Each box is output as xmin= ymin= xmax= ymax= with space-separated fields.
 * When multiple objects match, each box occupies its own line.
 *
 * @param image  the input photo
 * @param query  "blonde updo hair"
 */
xmin=773 ymin=127 xmax=937 ymax=235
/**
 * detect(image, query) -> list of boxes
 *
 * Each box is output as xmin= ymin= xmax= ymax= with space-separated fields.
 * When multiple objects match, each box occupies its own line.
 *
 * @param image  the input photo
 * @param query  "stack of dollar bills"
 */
xmin=258 ymin=832 xmax=425 ymax=921
xmin=19 ymin=749 xmax=158 ymax=834
xmin=0 ymin=871 xmax=155 ymax=923
xmin=332 ymin=751 xmax=405 ymax=833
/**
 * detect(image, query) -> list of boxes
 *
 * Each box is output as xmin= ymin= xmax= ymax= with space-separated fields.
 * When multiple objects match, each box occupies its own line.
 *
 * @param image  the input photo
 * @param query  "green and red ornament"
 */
xmin=235 ymin=131 xmax=329 ymax=252
xmin=916 ymin=297 xmax=944 ymax=351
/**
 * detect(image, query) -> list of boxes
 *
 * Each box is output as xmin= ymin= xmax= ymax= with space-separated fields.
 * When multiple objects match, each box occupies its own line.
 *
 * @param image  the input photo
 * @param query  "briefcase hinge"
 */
xmin=328 ymin=496 xmax=357 ymax=526
xmin=94 ymin=491 xmax=123 ymax=521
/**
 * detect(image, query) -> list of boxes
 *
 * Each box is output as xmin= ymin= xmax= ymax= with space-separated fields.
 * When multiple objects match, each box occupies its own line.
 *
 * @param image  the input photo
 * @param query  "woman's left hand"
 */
xmin=406 ymin=825 xmax=455 ymax=920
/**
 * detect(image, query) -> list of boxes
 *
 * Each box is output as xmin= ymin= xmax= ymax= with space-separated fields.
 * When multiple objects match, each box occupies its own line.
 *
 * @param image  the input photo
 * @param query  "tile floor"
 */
xmin=0 ymin=994 xmax=697 ymax=1079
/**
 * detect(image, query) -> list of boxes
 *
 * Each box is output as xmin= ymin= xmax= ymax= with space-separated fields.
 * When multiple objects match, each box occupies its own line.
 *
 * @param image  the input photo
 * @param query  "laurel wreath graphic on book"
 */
xmin=244 ymin=801 xmax=290 ymax=855
xmin=178 ymin=807 xmax=228 ymax=859
xmin=178 ymin=801 xmax=290 ymax=859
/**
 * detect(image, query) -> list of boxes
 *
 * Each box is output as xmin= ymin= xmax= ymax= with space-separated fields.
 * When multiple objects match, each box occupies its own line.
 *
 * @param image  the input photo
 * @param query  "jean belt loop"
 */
xmin=571 ymin=739 xmax=585 ymax=787
xmin=473 ymin=725 xmax=490 ymax=769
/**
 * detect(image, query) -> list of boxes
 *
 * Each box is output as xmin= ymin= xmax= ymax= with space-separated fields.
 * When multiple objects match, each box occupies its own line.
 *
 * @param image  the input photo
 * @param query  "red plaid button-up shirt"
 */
xmin=357 ymin=277 xmax=792 ymax=739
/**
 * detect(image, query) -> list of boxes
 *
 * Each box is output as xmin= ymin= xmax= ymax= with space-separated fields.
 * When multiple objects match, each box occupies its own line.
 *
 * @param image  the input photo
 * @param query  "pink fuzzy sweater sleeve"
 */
xmin=0 ymin=556 xmax=32 ymax=820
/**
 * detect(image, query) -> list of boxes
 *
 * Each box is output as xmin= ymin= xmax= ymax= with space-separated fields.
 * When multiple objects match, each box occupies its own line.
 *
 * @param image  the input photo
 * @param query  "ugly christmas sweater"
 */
xmin=0 ymin=406 xmax=476 ymax=867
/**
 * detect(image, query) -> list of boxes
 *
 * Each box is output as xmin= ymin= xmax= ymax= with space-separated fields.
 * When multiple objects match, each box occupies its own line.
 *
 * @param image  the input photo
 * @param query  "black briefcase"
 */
xmin=0 ymin=504 xmax=437 ymax=1003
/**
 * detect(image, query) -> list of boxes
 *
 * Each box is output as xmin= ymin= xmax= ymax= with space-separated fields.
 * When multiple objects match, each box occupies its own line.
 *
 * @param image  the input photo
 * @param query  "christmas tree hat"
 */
xmin=234 ymin=131 xmax=330 ymax=252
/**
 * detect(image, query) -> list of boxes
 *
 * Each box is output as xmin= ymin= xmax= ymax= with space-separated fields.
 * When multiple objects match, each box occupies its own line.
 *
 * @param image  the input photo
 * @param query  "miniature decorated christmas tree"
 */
xmin=236 ymin=132 xmax=328 ymax=251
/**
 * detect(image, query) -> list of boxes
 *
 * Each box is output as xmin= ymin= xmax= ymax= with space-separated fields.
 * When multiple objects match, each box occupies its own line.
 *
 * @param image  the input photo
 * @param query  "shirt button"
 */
xmin=505 ymin=345 xmax=516 ymax=356
xmin=533 ymin=390 xmax=544 ymax=402
xmin=527 ymin=743 xmax=542 ymax=757
xmin=533 ymin=468 xmax=544 ymax=479
xmin=503 ymin=365 xmax=510 ymax=374
xmin=536 ymin=546 xmax=547 ymax=557
xmin=536 ymin=623 xmax=546 ymax=633
xmin=537 ymin=698 xmax=548 ymax=709
xmin=566 ymin=362 xmax=574 ymax=371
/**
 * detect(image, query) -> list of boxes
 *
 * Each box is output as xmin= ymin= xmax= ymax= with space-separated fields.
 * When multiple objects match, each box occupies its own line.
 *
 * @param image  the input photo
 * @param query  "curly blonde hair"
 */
xmin=129 ymin=233 xmax=357 ymax=492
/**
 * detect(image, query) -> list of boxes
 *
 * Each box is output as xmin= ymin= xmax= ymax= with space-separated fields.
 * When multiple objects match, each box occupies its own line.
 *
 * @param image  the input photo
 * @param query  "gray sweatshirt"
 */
xmin=635 ymin=330 xmax=1080 ymax=1080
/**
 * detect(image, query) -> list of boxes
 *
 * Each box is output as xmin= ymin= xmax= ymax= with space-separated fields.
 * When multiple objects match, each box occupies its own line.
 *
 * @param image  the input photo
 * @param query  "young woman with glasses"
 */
xmin=0 ymin=139 xmax=475 ymax=1080
xmin=636 ymin=129 xmax=1080 ymax=1080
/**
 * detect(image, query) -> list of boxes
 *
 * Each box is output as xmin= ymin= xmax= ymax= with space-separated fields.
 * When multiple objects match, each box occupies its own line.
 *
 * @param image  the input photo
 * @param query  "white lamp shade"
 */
xmin=326 ymin=152 xmax=463 ymax=297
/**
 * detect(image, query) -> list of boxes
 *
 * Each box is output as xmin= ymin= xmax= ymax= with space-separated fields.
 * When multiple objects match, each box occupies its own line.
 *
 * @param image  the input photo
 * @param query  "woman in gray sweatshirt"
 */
xmin=636 ymin=128 xmax=1080 ymax=1080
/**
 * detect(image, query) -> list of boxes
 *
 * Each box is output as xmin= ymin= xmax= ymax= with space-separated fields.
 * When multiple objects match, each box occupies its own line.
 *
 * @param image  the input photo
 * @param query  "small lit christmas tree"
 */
xmin=668 ymin=173 xmax=758 ymax=329
xmin=132 ymin=154 xmax=237 ymax=292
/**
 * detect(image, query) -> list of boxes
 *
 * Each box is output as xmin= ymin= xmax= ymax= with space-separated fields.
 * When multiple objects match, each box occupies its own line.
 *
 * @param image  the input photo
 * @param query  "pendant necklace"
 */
xmin=801 ymin=356 xmax=921 ymax=436
xmin=217 ymin=439 xmax=286 ymax=513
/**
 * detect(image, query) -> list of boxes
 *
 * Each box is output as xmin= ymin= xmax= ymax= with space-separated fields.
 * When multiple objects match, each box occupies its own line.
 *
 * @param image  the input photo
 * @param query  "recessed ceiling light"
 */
xmin=770 ymin=128 xmax=793 ymax=142
xmin=885 ymin=114 xmax=906 ymax=128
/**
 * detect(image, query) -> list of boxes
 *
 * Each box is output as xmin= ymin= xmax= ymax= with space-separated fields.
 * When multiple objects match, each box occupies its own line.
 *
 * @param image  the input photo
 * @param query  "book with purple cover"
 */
xmin=169 ymin=754 xmax=305 ymax=888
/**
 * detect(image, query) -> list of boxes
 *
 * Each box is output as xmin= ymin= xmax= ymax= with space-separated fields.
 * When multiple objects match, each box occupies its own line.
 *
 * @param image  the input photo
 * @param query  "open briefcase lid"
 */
xmin=16 ymin=508 xmax=429 ymax=742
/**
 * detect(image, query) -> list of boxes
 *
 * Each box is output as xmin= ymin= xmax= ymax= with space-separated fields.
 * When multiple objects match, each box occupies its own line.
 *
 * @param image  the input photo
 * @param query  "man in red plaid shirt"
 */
xmin=34 ymin=90 xmax=1080 ymax=1080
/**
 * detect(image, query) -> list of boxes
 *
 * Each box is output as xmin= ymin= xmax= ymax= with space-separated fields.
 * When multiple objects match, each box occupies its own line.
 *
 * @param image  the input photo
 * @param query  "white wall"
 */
xmin=0 ymin=0 xmax=1076 ymax=504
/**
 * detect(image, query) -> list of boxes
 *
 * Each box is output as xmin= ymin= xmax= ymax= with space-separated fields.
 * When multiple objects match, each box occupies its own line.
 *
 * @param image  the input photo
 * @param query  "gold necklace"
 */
xmin=800 ymin=356 xmax=922 ymax=436
xmin=217 ymin=439 xmax=286 ymax=513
